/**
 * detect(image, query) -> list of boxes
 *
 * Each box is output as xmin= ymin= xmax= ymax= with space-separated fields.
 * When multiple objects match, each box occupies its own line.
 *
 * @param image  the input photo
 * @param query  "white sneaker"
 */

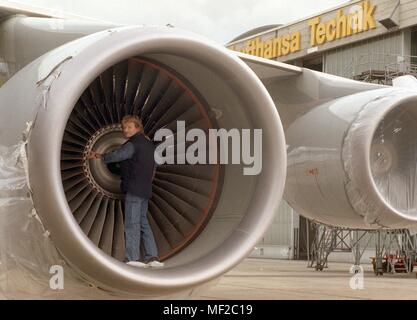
xmin=127 ymin=261 xmax=148 ymax=268
xmin=146 ymin=260 xmax=165 ymax=268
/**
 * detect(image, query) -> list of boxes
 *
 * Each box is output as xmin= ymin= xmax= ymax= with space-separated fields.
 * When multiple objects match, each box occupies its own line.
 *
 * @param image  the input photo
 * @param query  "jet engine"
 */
xmin=270 ymin=71 xmax=417 ymax=230
xmin=0 ymin=18 xmax=286 ymax=296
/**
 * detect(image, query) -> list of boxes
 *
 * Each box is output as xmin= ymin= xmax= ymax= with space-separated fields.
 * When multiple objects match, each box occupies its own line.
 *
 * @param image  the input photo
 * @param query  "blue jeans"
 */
xmin=124 ymin=193 xmax=158 ymax=262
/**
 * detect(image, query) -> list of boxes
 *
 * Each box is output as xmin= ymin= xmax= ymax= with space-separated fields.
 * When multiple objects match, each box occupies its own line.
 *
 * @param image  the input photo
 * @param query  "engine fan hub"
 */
xmin=370 ymin=142 xmax=397 ymax=177
xmin=83 ymin=124 xmax=126 ymax=199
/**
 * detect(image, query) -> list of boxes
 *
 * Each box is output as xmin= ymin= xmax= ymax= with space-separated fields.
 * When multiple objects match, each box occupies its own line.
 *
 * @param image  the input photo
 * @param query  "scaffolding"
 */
xmin=306 ymin=221 xmax=417 ymax=276
xmin=344 ymin=53 xmax=417 ymax=85
xmin=307 ymin=222 xmax=370 ymax=271
xmin=385 ymin=59 xmax=417 ymax=84
xmin=372 ymin=229 xmax=417 ymax=275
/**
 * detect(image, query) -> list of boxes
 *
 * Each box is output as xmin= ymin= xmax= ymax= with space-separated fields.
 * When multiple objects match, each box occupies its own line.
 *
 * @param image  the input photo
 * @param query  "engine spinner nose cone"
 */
xmin=84 ymin=124 xmax=126 ymax=199
xmin=370 ymin=142 xmax=397 ymax=177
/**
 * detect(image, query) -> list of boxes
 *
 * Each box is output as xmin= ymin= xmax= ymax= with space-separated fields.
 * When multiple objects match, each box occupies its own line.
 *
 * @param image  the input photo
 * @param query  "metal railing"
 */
xmin=343 ymin=53 xmax=417 ymax=84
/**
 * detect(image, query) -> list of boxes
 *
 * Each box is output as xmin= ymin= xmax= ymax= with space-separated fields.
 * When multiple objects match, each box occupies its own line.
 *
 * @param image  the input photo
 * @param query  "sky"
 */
xmin=9 ymin=0 xmax=349 ymax=44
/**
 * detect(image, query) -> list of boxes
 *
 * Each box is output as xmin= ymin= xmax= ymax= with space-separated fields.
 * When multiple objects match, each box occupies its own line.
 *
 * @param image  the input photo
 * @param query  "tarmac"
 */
xmin=1 ymin=258 xmax=416 ymax=299
xmin=192 ymin=258 xmax=417 ymax=300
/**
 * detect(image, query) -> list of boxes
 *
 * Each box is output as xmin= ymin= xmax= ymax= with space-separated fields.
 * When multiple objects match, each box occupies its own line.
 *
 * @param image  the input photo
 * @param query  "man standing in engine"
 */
xmin=89 ymin=115 xmax=163 ymax=268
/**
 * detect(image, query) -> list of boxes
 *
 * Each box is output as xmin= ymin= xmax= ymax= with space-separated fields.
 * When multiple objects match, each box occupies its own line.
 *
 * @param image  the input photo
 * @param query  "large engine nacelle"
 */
xmin=0 ymin=21 xmax=286 ymax=296
xmin=284 ymin=85 xmax=417 ymax=229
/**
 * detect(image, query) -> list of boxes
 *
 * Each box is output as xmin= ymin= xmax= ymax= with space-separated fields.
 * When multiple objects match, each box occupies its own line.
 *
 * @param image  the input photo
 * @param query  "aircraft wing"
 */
xmin=0 ymin=1 xmax=108 ymax=21
xmin=232 ymin=50 xmax=303 ymax=80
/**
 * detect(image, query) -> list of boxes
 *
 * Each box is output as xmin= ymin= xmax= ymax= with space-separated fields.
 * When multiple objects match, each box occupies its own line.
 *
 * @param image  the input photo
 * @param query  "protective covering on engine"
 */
xmin=343 ymin=89 xmax=417 ymax=228
xmin=0 ymin=140 xmax=198 ymax=299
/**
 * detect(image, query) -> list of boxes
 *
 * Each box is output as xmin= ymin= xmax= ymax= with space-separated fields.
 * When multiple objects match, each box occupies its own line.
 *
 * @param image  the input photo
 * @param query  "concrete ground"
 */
xmin=193 ymin=258 xmax=417 ymax=300
xmin=1 ymin=258 xmax=416 ymax=299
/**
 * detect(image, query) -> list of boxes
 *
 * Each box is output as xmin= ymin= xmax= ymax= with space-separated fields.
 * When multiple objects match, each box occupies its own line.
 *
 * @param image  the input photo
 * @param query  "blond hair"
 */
xmin=121 ymin=115 xmax=144 ymax=133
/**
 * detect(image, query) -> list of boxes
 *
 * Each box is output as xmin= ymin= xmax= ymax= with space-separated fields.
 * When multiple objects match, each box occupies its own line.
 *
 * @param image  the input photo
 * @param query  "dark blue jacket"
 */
xmin=104 ymin=133 xmax=156 ymax=199
xmin=121 ymin=133 xmax=156 ymax=199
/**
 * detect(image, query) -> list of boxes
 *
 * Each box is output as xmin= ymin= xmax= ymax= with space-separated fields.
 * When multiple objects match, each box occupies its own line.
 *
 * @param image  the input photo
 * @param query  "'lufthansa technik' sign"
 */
xmin=228 ymin=0 xmax=377 ymax=59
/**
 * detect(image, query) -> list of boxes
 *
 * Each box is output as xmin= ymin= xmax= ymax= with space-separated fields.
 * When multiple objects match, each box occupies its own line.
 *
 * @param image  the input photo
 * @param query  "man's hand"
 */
xmin=88 ymin=151 xmax=102 ymax=160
